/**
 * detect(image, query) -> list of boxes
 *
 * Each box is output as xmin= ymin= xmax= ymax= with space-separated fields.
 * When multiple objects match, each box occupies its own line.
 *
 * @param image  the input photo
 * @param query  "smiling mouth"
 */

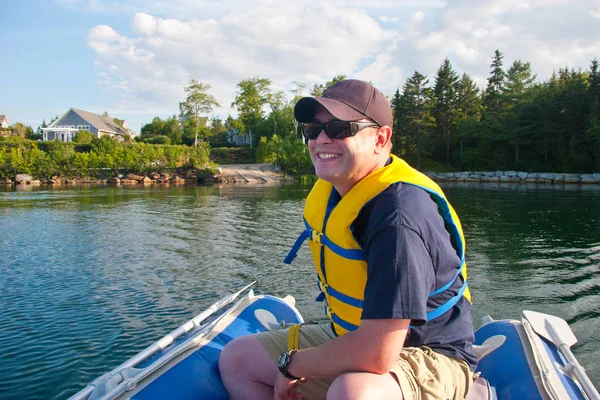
xmin=318 ymin=153 xmax=341 ymax=160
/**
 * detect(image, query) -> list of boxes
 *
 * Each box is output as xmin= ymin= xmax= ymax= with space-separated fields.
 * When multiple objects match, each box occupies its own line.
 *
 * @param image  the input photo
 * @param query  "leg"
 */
xmin=218 ymin=335 xmax=279 ymax=400
xmin=327 ymin=372 xmax=404 ymax=400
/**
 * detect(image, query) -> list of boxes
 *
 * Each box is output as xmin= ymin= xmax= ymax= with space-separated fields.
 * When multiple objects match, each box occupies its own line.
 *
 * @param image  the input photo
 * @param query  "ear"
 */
xmin=374 ymin=125 xmax=392 ymax=154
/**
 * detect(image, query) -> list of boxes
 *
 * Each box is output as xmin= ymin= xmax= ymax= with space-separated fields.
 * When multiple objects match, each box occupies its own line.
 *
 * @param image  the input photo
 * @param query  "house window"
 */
xmin=77 ymin=125 xmax=90 ymax=130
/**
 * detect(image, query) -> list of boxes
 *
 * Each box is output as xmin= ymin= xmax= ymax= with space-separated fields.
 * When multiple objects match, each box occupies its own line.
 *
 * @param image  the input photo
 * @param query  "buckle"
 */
xmin=311 ymin=230 xmax=323 ymax=245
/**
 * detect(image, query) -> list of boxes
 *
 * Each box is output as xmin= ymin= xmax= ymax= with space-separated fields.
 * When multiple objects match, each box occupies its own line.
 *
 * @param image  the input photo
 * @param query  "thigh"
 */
xmin=390 ymin=346 xmax=474 ymax=400
xmin=219 ymin=334 xmax=279 ymax=386
xmin=327 ymin=371 xmax=403 ymax=400
xmin=255 ymin=322 xmax=337 ymax=400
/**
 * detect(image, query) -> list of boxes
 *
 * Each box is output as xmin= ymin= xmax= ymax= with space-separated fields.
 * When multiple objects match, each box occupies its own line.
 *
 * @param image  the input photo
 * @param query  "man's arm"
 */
xmin=286 ymin=318 xmax=410 ymax=379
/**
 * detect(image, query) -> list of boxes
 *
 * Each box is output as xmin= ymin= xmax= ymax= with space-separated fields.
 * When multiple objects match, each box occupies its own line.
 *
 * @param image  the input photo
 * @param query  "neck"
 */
xmin=334 ymin=154 xmax=391 ymax=197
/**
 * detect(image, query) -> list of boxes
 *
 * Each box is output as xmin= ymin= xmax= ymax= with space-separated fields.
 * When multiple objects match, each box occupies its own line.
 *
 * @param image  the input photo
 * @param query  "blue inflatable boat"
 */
xmin=69 ymin=283 xmax=599 ymax=400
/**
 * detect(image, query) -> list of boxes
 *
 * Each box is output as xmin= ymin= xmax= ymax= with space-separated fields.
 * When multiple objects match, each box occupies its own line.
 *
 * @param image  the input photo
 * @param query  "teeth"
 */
xmin=319 ymin=153 xmax=340 ymax=159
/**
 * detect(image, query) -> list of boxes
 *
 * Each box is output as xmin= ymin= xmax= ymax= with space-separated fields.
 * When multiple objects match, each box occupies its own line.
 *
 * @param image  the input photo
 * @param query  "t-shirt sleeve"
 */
xmin=360 ymin=188 xmax=436 ymax=326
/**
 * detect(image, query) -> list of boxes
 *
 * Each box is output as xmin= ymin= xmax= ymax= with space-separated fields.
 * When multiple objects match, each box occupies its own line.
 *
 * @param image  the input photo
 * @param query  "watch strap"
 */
xmin=279 ymin=349 xmax=300 ymax=380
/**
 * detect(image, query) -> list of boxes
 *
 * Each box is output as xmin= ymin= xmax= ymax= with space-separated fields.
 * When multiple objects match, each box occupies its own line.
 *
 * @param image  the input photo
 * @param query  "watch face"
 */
xmin=277 ymin=352 xmax=288 ymax=368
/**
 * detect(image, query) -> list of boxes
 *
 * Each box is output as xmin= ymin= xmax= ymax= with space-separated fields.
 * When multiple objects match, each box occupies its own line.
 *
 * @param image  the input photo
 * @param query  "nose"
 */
xmin=315 ymin=129 xmax=332 ymax=144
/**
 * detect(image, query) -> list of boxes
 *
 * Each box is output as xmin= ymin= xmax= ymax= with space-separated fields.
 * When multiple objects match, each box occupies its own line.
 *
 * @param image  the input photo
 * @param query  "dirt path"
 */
xmin=216 ymin=163 xmax=293 ymax=183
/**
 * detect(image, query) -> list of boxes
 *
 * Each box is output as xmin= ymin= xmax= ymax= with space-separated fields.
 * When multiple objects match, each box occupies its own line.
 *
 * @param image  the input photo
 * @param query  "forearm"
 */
xmin=286 ymin=319 xmax=409 ymax=379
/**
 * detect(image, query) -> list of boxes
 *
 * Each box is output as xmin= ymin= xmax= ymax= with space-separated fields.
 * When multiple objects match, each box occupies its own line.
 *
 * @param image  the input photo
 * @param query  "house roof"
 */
xmin=50 ymin=108 xmax=134 ymax=136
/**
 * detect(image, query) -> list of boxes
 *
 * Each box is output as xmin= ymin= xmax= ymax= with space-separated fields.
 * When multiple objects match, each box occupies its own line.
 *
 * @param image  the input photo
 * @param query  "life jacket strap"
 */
xmin=284 ymin=229 xmax=311 ymax=264
xmin=426 ymin=278 xmax=469 ymax=321
xmin=317 ymin=281 xmax=364 ymax=308
xmin=327 ymin=307 xmax=359 ymax=333
xmin=429 ymin=260 xmax=466 ymax=297
xmin=284 ymin=228 xmax=365 ymax=264
xmin=287 ymin=323 xmax=301 ymax=350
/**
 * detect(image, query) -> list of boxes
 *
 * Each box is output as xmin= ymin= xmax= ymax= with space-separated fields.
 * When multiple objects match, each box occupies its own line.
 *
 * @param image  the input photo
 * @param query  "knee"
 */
xmin=218 ymin=336 xmax=254 ymax=378
xmin=326 ymin=373 xmax=364 ymax=400
xmin=327 ymin=372 xmax=402 ymax=400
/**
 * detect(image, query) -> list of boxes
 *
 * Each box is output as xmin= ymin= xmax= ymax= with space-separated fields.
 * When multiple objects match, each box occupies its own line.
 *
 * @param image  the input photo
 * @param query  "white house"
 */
xmin=41 ymin=108 xmax=136 ymax=142
xmin=0 ymin=115 xmax=8 ymax=129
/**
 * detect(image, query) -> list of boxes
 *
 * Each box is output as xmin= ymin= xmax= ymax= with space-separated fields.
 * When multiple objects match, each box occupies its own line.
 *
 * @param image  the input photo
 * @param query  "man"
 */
xmin=219 ymin=79 xmax=477 ymax=400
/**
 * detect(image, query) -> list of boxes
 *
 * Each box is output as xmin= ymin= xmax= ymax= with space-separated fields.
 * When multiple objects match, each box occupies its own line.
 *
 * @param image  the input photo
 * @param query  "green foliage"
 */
xmin=179 ymin=76 xmax=220 ymax=147
xmin=209 ymin=147 xmax=256 ymax=164
xmin=0 ymin=139 xmax=211 ymax=180
xmin=73 ymin=130 xmax=93 ymax=144
xmin=231 ymin=76 xmax=274 ymax=138
xmin=255 ymin=135 xmax=313 ymax=176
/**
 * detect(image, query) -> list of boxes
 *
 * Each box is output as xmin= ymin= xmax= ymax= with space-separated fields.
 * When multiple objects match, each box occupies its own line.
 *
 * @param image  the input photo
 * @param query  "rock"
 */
xmin=517 ymin=172 xmax=528 ymax=179
xmin=15 ymin=174 xmax=33 ymax=183
xmin=581 ymin=177 xmax=600 ymax=184
xmin=564 ymin=175 xmax=581 ymax=183
xmin=126 ymin=173 xmax=145 ymax=182
xmin=108 ymin=177 xmax=121 ymax=184
xmin=142 ymin=176 xmax=152 ymax=184
xmin=2 ymin=178 xmax=12 ymax=185
xmin=505 ymin=171 xmax=517 ymax=177
xmin=30 ymin=179 xmax=41 ymax=185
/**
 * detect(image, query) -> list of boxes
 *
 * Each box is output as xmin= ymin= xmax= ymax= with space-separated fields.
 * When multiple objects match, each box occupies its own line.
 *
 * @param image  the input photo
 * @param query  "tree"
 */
xmin=485 ymin=49 xmax=506 ymax=123
xmin=433 ymin=58 xmax=459 ymax=164
xmin=290 ymin=81 xmax=308 ymax=137
xmin=502 ymin=60 xmax=537 ymax=164
xmin=310 ymin=75 xmax=347 ymax=96
xmin=231 ymin=76 xmax=274 ymax=143
xmin=456 ymin=73 xmax=481 ymax=120
xmin=179 ymin=76 xmax=220 ymax=147
xmin=401 ymin=71 xmax=435 ymax=169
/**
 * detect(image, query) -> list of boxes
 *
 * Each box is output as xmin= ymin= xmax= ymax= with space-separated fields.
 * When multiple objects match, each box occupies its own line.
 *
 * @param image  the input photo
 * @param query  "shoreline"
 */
xmin=3 ymin=168 xmax=600 ymax=187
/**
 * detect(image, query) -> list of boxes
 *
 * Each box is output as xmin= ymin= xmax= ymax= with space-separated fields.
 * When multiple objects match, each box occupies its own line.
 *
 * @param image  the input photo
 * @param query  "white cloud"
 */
xmin=76 ymin=0 xmax=600 ymax=128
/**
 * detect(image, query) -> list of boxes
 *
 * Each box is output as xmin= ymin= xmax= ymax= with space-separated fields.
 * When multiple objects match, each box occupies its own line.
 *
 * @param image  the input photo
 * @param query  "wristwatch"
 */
xmin=277 ymin=349 xmax=300 ymax=380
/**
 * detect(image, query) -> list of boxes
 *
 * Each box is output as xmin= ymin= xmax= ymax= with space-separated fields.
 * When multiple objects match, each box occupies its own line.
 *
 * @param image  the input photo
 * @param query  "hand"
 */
xmin=274 ymin=373 xmax=306 ymax=400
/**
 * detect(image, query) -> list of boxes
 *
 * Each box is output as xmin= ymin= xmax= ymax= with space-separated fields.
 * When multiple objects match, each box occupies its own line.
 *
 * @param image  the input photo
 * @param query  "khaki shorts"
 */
xmin=256 ymin=322 xmax=475 ymax=400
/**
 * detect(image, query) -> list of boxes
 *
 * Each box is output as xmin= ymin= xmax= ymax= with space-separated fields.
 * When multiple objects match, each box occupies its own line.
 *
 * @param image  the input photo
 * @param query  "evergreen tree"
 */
xmin=456 ymin=73 xmax=481 ymax=119
xmin=433 ymin=58 xmax=459 ymax=164
xmin=502 ymin=60 xmax=537 ymax=165
xmin=485 ymin=49 xmax=506 ymax=123
xmin=455 ymin=73 xmax=482 ymax=165
xmin=401 ymin=71 xmax=435 ymax=169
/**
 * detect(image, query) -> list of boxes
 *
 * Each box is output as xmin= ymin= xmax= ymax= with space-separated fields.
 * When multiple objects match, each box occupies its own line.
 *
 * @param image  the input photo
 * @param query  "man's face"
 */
xmin=307 ymin=107 xmax=381 ymax=196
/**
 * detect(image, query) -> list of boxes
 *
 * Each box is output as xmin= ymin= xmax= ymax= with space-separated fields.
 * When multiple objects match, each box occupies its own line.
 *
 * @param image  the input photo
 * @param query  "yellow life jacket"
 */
xmin=284 ymin=155 xmax=471 ymax=336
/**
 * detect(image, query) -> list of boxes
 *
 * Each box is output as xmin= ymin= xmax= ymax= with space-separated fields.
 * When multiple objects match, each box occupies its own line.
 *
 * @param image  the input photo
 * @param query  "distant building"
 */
xmin=179 ymin=115 xmax=211 ymax=128
xmin=226 ymin=129 xmax=253 ymax=146
xmin=41 ymin=108 xmax=136 ymax=142
xmin=0 ymin=115 xmax=8 ymax=129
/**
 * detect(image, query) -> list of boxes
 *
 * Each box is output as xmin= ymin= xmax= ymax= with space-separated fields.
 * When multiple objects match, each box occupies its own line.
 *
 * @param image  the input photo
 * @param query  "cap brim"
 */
xmin=294 ymin=97 xmax=367 ymax=123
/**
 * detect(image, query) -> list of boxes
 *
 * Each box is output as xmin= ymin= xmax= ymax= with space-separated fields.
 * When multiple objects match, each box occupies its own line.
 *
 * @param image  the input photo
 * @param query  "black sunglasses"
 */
xmin=301 ymin=121 xmax=380 ymax=140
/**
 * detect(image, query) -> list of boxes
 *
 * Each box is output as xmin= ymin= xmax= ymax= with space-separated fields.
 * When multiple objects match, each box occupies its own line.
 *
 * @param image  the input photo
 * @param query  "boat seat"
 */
xmin=465 ymin=376 xmax=494 ymax=400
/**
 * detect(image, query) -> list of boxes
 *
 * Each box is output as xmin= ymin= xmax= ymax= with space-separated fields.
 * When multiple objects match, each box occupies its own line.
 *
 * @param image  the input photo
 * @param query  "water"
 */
xmin=0 ymin=182 xmax=598 ymax=399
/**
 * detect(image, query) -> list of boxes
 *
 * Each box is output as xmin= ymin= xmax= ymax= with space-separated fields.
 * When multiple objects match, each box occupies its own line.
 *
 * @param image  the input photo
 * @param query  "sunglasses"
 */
xmin=301 ymin=121 xmax=380 ymax=140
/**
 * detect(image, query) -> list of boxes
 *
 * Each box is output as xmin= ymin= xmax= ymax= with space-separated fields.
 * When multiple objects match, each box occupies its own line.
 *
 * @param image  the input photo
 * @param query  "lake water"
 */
xmin=1 ymin=182 xmax=599 ymax=399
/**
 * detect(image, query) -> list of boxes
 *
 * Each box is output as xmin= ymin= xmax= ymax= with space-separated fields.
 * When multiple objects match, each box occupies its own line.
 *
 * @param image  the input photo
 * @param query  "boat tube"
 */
xmin=69 ymin=287 xmax=599 ymax=400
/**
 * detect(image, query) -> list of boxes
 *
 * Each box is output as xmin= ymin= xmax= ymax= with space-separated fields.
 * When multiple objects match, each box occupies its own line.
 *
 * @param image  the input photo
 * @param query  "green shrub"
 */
xmin=209 ymin=147 xmax=255 ymax=164
xmin=0 ymin=139 xmax=211 ymax=180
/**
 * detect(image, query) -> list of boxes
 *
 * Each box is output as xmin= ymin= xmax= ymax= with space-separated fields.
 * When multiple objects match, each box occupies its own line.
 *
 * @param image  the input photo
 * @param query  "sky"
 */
xmin=2 ymin=0 xmax=600 ymax=134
